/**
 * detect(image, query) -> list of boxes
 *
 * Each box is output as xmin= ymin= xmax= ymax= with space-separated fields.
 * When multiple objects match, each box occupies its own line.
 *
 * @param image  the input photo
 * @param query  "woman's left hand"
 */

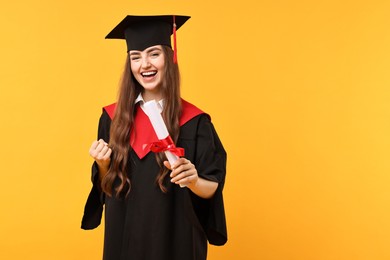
xmin=164 ymin=158 xmax=199 ymax=188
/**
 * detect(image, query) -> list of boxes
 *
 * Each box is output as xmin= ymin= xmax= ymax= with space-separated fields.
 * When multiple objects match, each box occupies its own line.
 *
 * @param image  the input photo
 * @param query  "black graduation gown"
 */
xmin=81 ymin=109 xmax=227 ymax=260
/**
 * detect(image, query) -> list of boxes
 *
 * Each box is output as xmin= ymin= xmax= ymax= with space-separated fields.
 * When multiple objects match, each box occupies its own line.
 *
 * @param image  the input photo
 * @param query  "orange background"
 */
xmin=1 ymin=0 xmax=390 ymax=259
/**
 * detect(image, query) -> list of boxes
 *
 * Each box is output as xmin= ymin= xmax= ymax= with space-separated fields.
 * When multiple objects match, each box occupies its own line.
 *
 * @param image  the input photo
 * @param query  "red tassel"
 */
xmin=173 ymin=15 xmax=177 ymax=63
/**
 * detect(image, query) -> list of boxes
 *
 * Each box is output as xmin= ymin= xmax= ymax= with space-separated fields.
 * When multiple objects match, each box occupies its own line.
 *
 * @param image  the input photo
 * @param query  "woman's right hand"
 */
xmin=89 ymin=139 xmax=112 ymax=170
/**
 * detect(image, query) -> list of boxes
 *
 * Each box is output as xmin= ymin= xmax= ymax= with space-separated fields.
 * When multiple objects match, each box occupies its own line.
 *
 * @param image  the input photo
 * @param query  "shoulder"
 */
xmin=181 ymin=99 xmax=205 ymax=115
xmin=96 ymin=103 xmax=114 ymax=130
xmin=103 ymin=102 xmax=116 ymax=119
xmin=180 ymin=99 xmax=210 ymax=126
xmin=179 ymin=111 xmax=214 ymax=141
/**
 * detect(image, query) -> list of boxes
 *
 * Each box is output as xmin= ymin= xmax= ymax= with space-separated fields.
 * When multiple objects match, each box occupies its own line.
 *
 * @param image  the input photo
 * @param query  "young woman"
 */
xmin=81 ymin=15 xmax=227 ymax=260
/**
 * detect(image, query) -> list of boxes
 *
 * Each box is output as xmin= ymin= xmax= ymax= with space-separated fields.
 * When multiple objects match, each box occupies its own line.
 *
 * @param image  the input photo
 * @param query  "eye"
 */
xmin=150 ymin=52 xmax=160 ymax=58
xmin=130 ymin=56 xmax=141 ymax=61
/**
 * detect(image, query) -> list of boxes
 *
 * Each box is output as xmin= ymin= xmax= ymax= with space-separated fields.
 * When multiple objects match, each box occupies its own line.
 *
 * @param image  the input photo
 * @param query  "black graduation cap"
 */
xmin=105 ymin=15 xmax=190 ymax=54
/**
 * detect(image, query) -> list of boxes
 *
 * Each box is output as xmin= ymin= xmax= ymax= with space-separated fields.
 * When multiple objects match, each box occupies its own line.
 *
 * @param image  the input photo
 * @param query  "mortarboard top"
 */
xmin=105 ymin=15 xmax=190 ymax=53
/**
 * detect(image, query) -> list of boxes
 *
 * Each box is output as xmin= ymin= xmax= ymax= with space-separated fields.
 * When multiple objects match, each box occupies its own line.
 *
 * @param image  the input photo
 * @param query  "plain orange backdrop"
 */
xmin=1 ymin=0 xmax=390 ymax=259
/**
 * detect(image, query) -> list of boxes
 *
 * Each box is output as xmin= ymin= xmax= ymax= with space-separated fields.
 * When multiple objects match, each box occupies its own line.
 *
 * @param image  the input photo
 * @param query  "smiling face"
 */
xmin=129 ymin=45 xmax=166 ymax=101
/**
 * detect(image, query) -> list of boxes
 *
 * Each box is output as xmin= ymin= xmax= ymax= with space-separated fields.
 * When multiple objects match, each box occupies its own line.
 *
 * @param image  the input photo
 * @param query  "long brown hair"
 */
xmin=101 ymin=45 xmax=182 ymax=197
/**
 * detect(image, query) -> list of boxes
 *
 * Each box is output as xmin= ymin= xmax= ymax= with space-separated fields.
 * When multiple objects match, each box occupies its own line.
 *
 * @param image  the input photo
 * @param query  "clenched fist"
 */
xmin=89 ymin=139 xmax=112 ymax=170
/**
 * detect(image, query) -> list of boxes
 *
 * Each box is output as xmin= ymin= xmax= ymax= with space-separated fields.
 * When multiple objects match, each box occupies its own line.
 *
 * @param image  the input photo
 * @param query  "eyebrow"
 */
xmin=129 ymin=47 xmax=162 ymax=56
xmin=146 ymin=47 xmax=162 ymax=53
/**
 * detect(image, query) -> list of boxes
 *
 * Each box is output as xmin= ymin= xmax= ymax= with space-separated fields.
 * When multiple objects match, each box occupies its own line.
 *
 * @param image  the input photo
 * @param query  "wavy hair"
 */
xmin=101 ymin=46 xmax=182 ymax=197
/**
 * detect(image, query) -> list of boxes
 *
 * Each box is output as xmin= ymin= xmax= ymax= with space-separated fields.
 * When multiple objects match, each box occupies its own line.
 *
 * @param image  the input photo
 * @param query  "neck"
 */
xmin=142 ymin=90 xmax=163 ymax=102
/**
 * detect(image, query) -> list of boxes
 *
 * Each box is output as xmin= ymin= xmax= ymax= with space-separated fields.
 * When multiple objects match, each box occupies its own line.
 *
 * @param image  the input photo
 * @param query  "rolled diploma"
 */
xmin=143 ymin=100 xmax=185 ymax=187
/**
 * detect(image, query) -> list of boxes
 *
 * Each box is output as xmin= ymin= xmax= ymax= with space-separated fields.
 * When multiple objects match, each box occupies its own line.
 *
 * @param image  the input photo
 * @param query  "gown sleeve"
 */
xmin=81 ymin=110 xmax=111 ymax=230
xmin=188 ymin=114 xmax=228 ymax=245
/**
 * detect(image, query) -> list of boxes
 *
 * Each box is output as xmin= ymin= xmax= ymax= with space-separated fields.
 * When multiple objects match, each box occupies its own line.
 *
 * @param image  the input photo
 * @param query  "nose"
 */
xmin=141 ymin=56 xmax=151 ymax=69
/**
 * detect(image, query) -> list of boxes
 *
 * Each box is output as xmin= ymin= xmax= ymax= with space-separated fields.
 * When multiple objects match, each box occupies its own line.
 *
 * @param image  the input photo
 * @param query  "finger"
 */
xmin=96 ymin=139 xmax=108 ymax=150
xmin=171 ymin=163 xmax=193 ymax=179
xmin=171 ymin=169 xmax=195 ymax=183
xmin=170 ymin=165 xmax=187 ymax=178
xmin=174 ymin=174 xmax=196 ymax=185
xmin=163 ymin=161 xmax=172 ymax=170
xmin=98 ymin=139 xmax=108 ymax=145
xmin=89 ymin=141 xmax=99 ymax=154
xmin=90 ymin=143 xmax=101 ymax=158
xmin=172 ymin=161 xmax=193 ymax=176
xmin=171 ymin=171 xmax=185 ymax=182
xmin=90 ymin=140 xmax=109 ymax=159
xmin=100 ymin=145 xmax=109 ymax=155
xmin=100 ymin=148 xmax=112 ymax=160
xmin=172 ymin=158 xmax=187 ymax=169
xmin=96 ymin=141 xmax=108 ymax=153
xmin=97 ymin=146 xmax=110 ymax=160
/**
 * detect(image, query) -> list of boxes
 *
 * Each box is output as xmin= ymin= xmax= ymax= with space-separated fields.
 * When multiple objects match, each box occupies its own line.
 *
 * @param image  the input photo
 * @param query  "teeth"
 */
xmin=141 ymin=71 xmax=157 ymax=76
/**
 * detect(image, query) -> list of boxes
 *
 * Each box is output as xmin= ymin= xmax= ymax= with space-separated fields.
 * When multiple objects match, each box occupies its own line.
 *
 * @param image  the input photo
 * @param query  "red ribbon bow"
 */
xmin=147 ymin=136 xmax=184 ymax=157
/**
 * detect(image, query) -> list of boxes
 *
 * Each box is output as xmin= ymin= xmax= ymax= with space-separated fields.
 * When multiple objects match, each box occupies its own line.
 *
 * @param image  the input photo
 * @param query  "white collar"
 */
xmin=135 ymin=93 xmax=164 ymax=112
xmin=135 ymin=93 xmax=144 ymax=104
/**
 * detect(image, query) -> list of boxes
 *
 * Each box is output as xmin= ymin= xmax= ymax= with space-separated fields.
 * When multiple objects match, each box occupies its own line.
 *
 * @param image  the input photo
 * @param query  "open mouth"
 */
xmin=141 ymin=71 xmax=157 ymax=78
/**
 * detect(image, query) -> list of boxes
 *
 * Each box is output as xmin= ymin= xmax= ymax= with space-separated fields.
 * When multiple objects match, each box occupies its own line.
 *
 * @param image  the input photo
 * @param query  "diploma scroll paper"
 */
xmin=143 ymin=100 xmax=186 ymax=188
